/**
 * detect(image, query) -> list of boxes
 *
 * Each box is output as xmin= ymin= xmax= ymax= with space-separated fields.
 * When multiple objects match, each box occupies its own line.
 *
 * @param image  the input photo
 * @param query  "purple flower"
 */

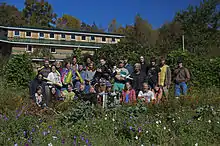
xmin=85 ymin=139 xmax=89 ymax=144
xmin=42 ymin=131 xmax=47 ymax=136
xmin=129 ymin=126 xmax=132 ymax=130
xmin=81 ymin=136 xmax=84 ymax=141
xmin=32 ymin=128 xmax=35 ymax=132
xmin=138 ymin=127 xmax=142 ymax=133
xmin=48 ymin=126 xmax=52 ymax=129
xmin=74 ymin=136 xmax=77 ymax=139
xmin=61 ymin=139 xmax=65 ymax=144
xmin=25 ymin=143 xmax=29 ymax=146
xmin=0 ymin=114 xmax=2 ymax=118
xmin=56 ymin=130 xmax=60 ymax=134
xmin=14 ymin=143 xmax=18 ymax=146
xmin=130 ymin=116 xmax=132 ymax=119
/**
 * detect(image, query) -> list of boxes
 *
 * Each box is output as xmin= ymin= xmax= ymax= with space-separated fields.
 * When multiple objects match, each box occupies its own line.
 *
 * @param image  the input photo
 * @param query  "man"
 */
xmin=131 ymin=63 xmax=147 ymax=95
xmin=173 ymin=59 xmax=190 ymax=98
xmin=30 ymin=73 xmax=47 ymax=100
xmin=74 ymin=64 xmax=86 ymax=91
xmin=113 ymin=60 xmax=129 ymax=92
xmin=146 ymin=57 xmax=161 ymax=89
xmin=71 ymin=56 xmax=78 ymax=71
xmin=55 ymin=61 xmax=63 ymax=75
xmin=95 ymin=57 xmax=112 ymax=82
xmin=159 ymin=57 xmax=171 ymax=99
xmin=38 ymin=59 xmax=51 ymax=78
xmin=140 ymin=56 xmax=147 ymax=74
xmin=138 ymin=83 xmax=155 ymax=103
xmin=124 ymin=58 xmax=133 ymax=75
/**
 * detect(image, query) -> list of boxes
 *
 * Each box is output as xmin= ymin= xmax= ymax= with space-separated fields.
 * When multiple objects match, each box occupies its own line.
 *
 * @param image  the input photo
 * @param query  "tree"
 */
xmin=0 ymin=3 xmax=25 ymax=26
xmin=108 ymin=19 xmax=118 ymax=33
xmin=56 ymin=14 xmax=81 ymax=30
xmin=80 ymin=22 xmax=91 ymax=31
xmin=134 ymin=14 xmax=158 ymax=47
xmin=174 ymin=0 xmax=220 ymax=55
xmin=91 ymin=22 xmax=104 ymax=32
xmin=22 ymin=0 xmax=57 ymax=28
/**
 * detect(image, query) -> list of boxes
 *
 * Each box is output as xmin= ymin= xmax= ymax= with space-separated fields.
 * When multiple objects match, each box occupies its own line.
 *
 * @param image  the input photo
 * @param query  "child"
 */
xmin=120 ymin=82 xmax=136 ymax=104
xmin=35 ymin=86 xmax=46 ymax=108
xmin=153 ymin=85 xmax=163 ymax=103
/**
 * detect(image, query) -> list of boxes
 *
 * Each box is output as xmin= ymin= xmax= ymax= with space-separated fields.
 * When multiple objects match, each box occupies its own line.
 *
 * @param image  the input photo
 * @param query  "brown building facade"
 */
xmin=0 ymin=26 xmax=124 ymax=61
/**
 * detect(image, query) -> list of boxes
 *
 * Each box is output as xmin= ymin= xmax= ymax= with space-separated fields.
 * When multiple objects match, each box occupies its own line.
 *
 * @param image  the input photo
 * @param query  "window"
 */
xmin=71 ymin=34 xmax=75 ymax=40
xmin=14 ymin=30 xmax=20 ymax=36
xmin=50 ymin=48 xmax=56 ymax=53
xmin=82 ymin=35 xmax=86 ymax=40
xmin=39 ymin=32 xmax=44 ymax=38
xmin=26 ymin=31 xmax=31 ymax=37
xmin=61 ymin=34 xmax=65 ymax=39
xmin=91 ymin=36 xmax=95 ymax=41
xmin=26 ymin=45 xmax=33 ymax=52
xmin=102 ymin=37 xmax=106 ymax=42
xmin=112 ymin=38 xmax=115 ymax=42
xmin=50 ymin=33 xmax=55 ymax=38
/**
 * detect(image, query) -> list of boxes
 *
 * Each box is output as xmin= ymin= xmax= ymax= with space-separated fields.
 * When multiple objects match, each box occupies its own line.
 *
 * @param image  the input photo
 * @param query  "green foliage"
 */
xmin=4 ymin=54 xmax=34 ymax=87
xmin=56 ymin=14 xmax=81 ymax=30
xmin=0 ymin=3 xmax=25 ymax=26
xmin=31 ymin=47 xmax=55 ymax=59
xmin=166 ymin=50 xmax=220 ymax=87
xmin=22 ymin=0 xmax=57 ymax=28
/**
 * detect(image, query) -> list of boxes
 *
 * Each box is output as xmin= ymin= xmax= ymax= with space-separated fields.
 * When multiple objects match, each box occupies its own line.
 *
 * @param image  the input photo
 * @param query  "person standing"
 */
xmin=146 ymin=57 xmax=161 ymax=89
xmin=38 ymin=59 xmax=51 ymax=78
xmin=159 ymin=57 xmax=171 ymax=99
xmin=124 ymin=58 xmax=133 ymax=75
xmin=140 ymin=56 xmax=147 ymax=74
xmin=173 ymin=59 xmax=190 ymax=98
xmin=131 ymin=63 xmax=148 ymax=96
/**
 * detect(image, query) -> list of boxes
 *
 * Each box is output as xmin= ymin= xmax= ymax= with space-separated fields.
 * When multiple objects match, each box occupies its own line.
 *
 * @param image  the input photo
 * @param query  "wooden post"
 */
xmin=182 ymin=35 xmax=185 ymax=51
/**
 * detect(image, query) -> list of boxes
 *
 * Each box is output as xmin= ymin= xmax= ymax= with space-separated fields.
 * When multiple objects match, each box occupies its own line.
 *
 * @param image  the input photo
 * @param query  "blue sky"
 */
xmin=3 ymin=0 xmax=201 ymax=29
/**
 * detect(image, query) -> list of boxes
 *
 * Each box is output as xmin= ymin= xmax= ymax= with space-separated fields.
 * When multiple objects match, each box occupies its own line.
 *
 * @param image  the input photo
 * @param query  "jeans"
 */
xmin=175 ymin=82 xmax=188 ymax=97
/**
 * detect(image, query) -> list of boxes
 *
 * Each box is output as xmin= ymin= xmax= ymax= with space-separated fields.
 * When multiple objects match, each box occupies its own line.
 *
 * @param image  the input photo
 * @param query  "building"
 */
xmin=0 ymin=26 xmax=124 ymax=61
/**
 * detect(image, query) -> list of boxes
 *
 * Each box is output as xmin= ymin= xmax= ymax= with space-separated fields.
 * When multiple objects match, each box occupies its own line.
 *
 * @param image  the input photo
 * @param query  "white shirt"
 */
xmin=35 ymin=93 xmax=43 ymax=106
xmin=138 ymin=90 xmax=155 ymax=102
xmin=47 ymin=72 xmax=62 ymax=87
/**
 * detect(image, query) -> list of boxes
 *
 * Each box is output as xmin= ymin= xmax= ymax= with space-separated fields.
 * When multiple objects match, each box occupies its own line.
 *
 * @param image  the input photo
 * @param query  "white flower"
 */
xmin=159 ymin=120 xmax=161 ymax=123
xmin=156 ymin=125 xmax=159 ymax=127
xmin=163 ymin=127 xmax=166 ymax=130
xmin=48 ymin=143 xmax=53 ymax=146
xmin=104 ymin=117 xmax=107 ymax=120
xmin=195 ymin=143 xmax=198 ymax=146
xmin=173 ymin=120 xmax=176 ymax=123
xmin=141 ymin=144 xmax=144 ymax=146
xmin=146 ymin=131 xmax=148 ymax=134
xmin=112 ymin=118 xmax=115 ymax=122
xmin=52 ymin=136 xmax=57 ymax=140
xmin=208 ymin=120 xmax=211 ymax=123
xmin=135 ymin=136 xmax=138 ymax=140
xmin=105 ymin=114 xmax=107 ymax=117
xmin=178 ymin=117 xmax=180 ymax=119
xmin=168 ymin=129 xmax=171 ymax=131
xmin=156 ymin=121 xmax=159 ymax=124
xmin=217 ymin=121 xmax=219 ymax=124
xmin=85 ymin=125 xmax=88 ymax=128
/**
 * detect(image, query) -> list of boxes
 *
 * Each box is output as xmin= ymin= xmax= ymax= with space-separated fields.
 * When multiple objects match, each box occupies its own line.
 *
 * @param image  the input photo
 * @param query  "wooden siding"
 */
xmin=8 ymin=30 xmax=13 ymax=37
xmin=31 ymin=32 xmax=39 ymax=39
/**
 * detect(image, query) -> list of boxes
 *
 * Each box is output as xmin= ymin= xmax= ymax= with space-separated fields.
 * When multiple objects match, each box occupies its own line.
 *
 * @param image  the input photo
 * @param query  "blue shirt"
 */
xmin=125 ymin=93 xmax=129 ymax=103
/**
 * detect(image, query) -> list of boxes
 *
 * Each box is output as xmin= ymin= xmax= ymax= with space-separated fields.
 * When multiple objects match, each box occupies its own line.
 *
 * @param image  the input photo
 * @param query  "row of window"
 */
xmin=14 ymin=31 xmax=116 ymax=42
xmin=26 ymin=45 xmax=56 ymax=53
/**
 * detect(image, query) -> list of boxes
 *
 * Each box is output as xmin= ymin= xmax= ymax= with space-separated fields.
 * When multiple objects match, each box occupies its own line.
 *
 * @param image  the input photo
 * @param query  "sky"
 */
xmin=2 ymin=0 xmax=202 ymax=29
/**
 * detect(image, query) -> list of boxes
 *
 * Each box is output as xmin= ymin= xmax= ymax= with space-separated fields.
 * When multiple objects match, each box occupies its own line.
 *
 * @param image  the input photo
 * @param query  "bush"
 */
xmin=3 ymin=54 xmax=34 ymax=87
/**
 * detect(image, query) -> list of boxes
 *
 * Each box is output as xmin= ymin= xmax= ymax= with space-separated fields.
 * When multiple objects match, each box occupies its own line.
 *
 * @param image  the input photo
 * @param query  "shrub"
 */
xmin=3 ymin=54 xmax=34 ymax=87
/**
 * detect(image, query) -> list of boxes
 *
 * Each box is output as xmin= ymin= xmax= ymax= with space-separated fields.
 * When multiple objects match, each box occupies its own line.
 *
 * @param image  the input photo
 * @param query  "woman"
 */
xmin=153 ymin=85 xmax=163 ymax=103
xmin=120 ymin=82 xmax=136 ymax=104
xmin=61 ymin=62 xmax=73 ymax=89
xmin=46 ymin=65 xmax=62 ymax=97
xmin=85 ymin=62 xmax=96 ymax=92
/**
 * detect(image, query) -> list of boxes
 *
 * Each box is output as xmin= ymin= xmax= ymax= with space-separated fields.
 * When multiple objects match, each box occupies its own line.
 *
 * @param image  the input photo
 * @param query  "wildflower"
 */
xmin=85 ymin=139 xmax=89 ymax=144
xmin=85 ymin=125 xmax=88 ymax=128
xmin=138 ymin=128 xmax=142 ymax=133
xmin=104 ymin=117 xmax=107 ymax=120
xmin=195 ymin=143 xmax=198 ymax=146
xmin=168 ymin=129 xmax=171 ymax=131
xmin=8 ymin=138 xmax=10 ymax=141
xmin=74 ymin=136 xmax=77 ymax=139
xmin=43 ymin=131 xmax=47 ymax=136
xmin=52 ymin=136 xmax=57 ymax=140
xmin=48 ymin=143 xmax=53 ymax=146
xmin=156 ymin=121 xmax=159 ymax=124
xmin=105 ymin=114 xmax=107 ymax=117
xmin=112 ymin=118 xmax=115 ymax=122
xmin=61 ymin=139 xmax=65 ymax=144
xmin=156 ymin=125 xmax=159 ymax=127
xmin=217 ymin=121 xmax=219 ymax=124
xmin=14 ymin=143 xmax=18 ymax=146
xmin=32 ymin=128 xmax=35 ymax=132
xmin=163 ymin=127 xmax=166 ymax=130
xmin=135 ymin=136 xmax=138 ymax=140
xmin=48 ymin=126 xmax=52 ymax=129
xmin=159 ymin=120 xmax=161 ymax=124
xmin=146 ymin=131 xmax=148 ymax=134
xmin=129 ymin=126 xmax=133 ymax=130
xmin=208 ymin=120 xmax=211 ymax=123
xmin=25 ymin=144 xmax=29 ymax=146
xmin=141 ymin=145 xmax=144 ymax=146
xmin=173 ymin=120 xmax=175 ymax=123
xmin=130 ymin=116 xmax=132 ymax=119
xmin=81 ymin=136 xmax=84 ymax=141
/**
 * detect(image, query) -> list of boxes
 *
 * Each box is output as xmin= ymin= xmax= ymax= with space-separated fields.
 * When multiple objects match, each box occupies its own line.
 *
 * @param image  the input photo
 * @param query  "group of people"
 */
xmin=29 ymin=55 xmax=190 ymax=108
